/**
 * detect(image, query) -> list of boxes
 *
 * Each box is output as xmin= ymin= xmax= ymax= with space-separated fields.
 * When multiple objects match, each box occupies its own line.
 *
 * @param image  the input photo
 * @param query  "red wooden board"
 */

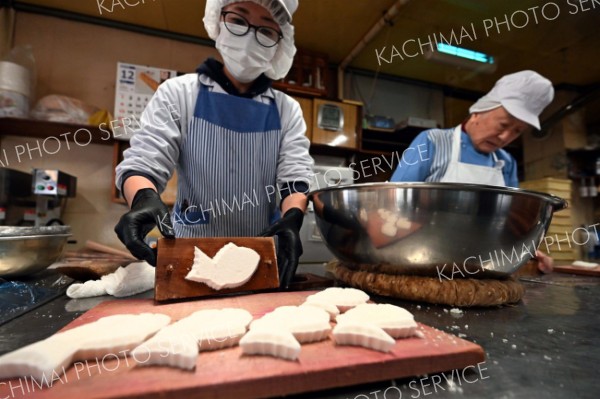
xmin=554 ymin=264 xmax=600 ymax=277
xmin=0 ymin=291 xmax=485 ymax=399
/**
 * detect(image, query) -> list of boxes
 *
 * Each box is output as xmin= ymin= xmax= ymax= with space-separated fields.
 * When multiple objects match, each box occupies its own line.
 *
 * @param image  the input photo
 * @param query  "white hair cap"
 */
xmin=204 ymin=0 xmax=298 ymax=81
xmin=469 ymin=70 xmax=554 ymax=130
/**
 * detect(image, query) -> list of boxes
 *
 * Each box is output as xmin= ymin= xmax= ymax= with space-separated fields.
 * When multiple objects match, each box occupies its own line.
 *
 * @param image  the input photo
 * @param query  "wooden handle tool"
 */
xmin=154 ymin=237 xmax=279 ymax=302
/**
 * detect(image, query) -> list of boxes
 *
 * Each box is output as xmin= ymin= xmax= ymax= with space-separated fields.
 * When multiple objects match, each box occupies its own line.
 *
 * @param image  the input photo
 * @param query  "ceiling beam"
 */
xmin=339 ymin=0 xmax=411 ymax=70
xmin=10 ymin=1 xmax=215 ymax=47
xmin=347 ymin=66 xmax=485 ymax=101
xmin=337 ymin=0 xmax=411 ymax=99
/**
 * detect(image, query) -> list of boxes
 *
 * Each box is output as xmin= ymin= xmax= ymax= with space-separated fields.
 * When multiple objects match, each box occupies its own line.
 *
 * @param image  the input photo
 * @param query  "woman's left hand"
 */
xmin=260 ymin=208 xmax=305 ymax=289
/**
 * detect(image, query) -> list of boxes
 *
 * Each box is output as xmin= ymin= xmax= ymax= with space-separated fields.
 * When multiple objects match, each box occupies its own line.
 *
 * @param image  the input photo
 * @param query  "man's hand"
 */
xmin=535 ymin=250 xmax=554 ymax=274
xmin=115 ymin=188 xmax=175 ymax=265
xmin=260 ymin=208 xmax=304 ymax=289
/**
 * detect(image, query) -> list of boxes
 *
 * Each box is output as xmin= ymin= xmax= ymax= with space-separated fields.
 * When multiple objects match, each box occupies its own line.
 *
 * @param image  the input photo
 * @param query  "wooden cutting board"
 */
xmin=554 ymin=264 xmax=600 ymax=277
xmin=155 ymin=237 xmax=279 ymax=301
xmin=0 ymin=291 xmax=485 ymax=399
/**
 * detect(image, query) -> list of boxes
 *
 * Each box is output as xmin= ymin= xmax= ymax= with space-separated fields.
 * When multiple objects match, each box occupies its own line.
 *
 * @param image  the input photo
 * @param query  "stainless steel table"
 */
xmin=1 ymin=265 xmax=598 ymax=399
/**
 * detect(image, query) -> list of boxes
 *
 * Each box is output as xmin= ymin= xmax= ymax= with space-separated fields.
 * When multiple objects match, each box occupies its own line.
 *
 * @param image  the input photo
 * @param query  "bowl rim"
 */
xmin=0 ymin=226 xmax=72 ymax=237
xmin=0 ymin=233 xmax=72 ymax=241
xmin=307 ymin=182 xmax=567 ymax=210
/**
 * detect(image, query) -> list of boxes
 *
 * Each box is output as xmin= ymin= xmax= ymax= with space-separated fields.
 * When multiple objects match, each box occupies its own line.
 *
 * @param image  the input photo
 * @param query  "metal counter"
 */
xmin=1 ymin=265 xmax=598 ymax=399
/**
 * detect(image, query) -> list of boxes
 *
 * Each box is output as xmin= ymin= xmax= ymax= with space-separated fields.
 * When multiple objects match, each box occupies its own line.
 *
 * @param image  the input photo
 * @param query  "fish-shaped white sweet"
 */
xmin=250 ymin=306 xmax=331 ymax=344
xmin=300 ymin=300 xmax=340 ymax=321
xmin=0 ymin=313 xmax=170 ymax=382
xmin=132 ymin=308 xmax=252 ymax=370
xmin=185 ymin=243 xmax=260 ymax=290
xmin=336 ymin=303 xmax=418 ymax=339
xmin=239 ymin=329 xmax=301 ymax=361
xmin=333 ymin=323 xmax=396 ymax=353
xmin=240 ymin=305 xmax=331 ymax=361
xmin=305 ymin=287 xmax=369 ymax=312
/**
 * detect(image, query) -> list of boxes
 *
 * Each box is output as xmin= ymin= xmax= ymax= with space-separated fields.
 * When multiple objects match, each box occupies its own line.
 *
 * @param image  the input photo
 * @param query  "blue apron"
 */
xmin=173 ymin=83 xmax=282 ymax=237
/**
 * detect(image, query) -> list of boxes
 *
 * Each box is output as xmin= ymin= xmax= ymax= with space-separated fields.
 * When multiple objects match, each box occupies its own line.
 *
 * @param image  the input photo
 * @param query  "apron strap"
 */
xmin=450 ymin=125 xmax=462 ymax=163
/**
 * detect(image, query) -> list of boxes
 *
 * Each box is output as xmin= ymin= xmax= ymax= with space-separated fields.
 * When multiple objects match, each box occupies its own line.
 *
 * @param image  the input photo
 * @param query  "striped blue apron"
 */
xmin=173 ymin=83 xmax=281 ymax=237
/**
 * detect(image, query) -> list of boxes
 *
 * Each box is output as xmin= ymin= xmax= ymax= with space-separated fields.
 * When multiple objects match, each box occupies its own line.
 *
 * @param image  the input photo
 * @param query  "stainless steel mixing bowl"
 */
xmin=309 ymin=183 xmax=567 ymax=278
xmin=0 ymin=226 xmax=71 ymax=277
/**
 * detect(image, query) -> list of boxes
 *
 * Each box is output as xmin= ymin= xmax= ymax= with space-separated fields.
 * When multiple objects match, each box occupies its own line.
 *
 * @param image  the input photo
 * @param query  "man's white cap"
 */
xmin=203 ymin=0 xmax=298 ymax=80
xmin=469 ymin=70 xmax=554 ymax=129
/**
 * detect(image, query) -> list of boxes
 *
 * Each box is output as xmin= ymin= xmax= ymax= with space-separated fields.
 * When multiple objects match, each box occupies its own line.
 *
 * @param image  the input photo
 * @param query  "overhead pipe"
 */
xmin=538 ymin=84 xmax=600 ymax=134
xmin=337 ymin=0 xmax=411 ymax=99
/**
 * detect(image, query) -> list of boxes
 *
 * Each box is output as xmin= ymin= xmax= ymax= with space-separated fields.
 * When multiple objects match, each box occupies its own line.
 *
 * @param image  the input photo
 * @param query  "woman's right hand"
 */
xmin=114 ymin=188 xmax=175 ymax=265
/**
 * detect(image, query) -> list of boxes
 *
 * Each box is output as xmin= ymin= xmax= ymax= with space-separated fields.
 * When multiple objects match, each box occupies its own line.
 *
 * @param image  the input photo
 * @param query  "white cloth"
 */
xmin=440 ymin=126 xmax=506 ymax=186
xmin=66 ymin=262 xmax=155 ymax=299
xmin=203 ymin=0 xmax=297 ymax=80
xmin=572 ymin=261 xmax=599 ymax=268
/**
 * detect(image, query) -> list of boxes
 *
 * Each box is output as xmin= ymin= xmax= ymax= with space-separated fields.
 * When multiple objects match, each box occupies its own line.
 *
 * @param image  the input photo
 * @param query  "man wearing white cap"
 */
xmin=391 ymin=70 xmax=554 ymax=187
xmin=114 ymin=0 xmax=313 ymax=288
xmin=391 ymin=70 xmax=555 ymax=271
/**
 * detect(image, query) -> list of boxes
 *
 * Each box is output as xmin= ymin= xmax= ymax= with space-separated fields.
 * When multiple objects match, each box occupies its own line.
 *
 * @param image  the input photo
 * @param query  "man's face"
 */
xmin=467 ymin=107 xmax=530 ymax=153
xmin=221 ymin=1 xmax=280 ymax=33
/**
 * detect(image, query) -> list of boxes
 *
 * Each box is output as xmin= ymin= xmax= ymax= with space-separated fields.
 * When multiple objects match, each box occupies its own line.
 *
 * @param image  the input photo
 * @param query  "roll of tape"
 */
xmin=0 ymin=61 xmax=31 ymax=98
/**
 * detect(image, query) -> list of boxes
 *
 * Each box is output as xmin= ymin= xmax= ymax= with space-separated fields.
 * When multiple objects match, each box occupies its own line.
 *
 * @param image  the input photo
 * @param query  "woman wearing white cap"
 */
xmin=114 ymin=0 xmax=313 ymax=288
xmin=391 ymin=70 xmax=555 ymax=272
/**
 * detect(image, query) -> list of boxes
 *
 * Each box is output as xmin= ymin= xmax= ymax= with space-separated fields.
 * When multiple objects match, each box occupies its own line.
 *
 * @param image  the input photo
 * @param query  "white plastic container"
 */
xmin=0 ymin=61 xmax=31 ymax=118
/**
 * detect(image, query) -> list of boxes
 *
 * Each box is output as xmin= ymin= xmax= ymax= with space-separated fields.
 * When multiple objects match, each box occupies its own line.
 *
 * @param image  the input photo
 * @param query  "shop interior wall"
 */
xmin=344 ymin=71 xmax=445 ymax=128
xmin=2 ymin=12 xmax=218 ymax=249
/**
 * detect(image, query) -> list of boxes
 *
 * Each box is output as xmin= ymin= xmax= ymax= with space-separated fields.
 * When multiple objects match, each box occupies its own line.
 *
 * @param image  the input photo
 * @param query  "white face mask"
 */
xmin=215 ymin=22 xmax=278 ymax=83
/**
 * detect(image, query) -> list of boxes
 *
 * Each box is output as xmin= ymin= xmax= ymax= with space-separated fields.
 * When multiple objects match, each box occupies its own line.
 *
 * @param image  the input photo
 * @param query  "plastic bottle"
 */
xmin=583 ymin=224 xmax=600 ymax=260
xmin=592 ymin=226 xmax=600 ymax=260
xmin=2 ymin=45 xmax=36 ymax=102
xmin=589 ymin=177 xmax=597 ymax=197
xmin=579 ymin=178 xmax=588 ymax=197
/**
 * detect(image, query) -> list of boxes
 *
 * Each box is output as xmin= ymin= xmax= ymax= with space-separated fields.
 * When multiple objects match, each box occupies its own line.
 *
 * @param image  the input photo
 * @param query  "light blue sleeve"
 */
xmin=390 ymin=131 xmax=435 ymax=182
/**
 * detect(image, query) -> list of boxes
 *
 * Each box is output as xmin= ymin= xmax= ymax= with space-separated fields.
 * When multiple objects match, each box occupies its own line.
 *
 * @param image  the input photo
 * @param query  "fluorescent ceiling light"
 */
xmin=424 ymin=44 xmax=497 ymax=74
xmin=436 ymin=43 xmax=494 ymax=64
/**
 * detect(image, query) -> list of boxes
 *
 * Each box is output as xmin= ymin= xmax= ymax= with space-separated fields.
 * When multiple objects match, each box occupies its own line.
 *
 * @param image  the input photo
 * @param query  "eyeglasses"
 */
xmin=221 ymin=11 xmax=283 ymax=48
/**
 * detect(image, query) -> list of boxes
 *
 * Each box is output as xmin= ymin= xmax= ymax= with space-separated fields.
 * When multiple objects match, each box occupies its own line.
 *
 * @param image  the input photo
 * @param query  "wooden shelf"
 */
xmin=309 ymin=143 xmax=357 ymax=158
xmin=363 ymin=126 xmax=395 ymax=133
xmin=272 ymin=82 xmax=326 ymax=97
xmin=272 ymin=48 xmax=330 ymax=98
xmin=566 ymin=148 xmax=600 ymax=180
xmin=567 ymin=148 xmax=600 ymax=155
xmin=0 ymin=117 xmax=118 ymax=145
xmin=358 ymin=149 xmax=394 ymax=157
xmin=360 ymin=127 xmax=418 ymax=155
xmin=309 ymin=143 xmax=397 ymax=159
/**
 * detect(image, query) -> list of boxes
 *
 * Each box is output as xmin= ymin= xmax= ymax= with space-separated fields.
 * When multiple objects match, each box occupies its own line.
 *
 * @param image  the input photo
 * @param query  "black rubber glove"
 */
xmin=260 ymin=208 xmax=304 ymax=290
xmin=114 ymin=188 xmax=175 ymax=266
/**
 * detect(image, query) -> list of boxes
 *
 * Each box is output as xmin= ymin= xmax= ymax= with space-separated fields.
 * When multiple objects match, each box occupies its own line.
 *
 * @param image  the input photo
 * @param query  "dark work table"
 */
xmin=1 ymin=265 xmax=599 ymax=399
